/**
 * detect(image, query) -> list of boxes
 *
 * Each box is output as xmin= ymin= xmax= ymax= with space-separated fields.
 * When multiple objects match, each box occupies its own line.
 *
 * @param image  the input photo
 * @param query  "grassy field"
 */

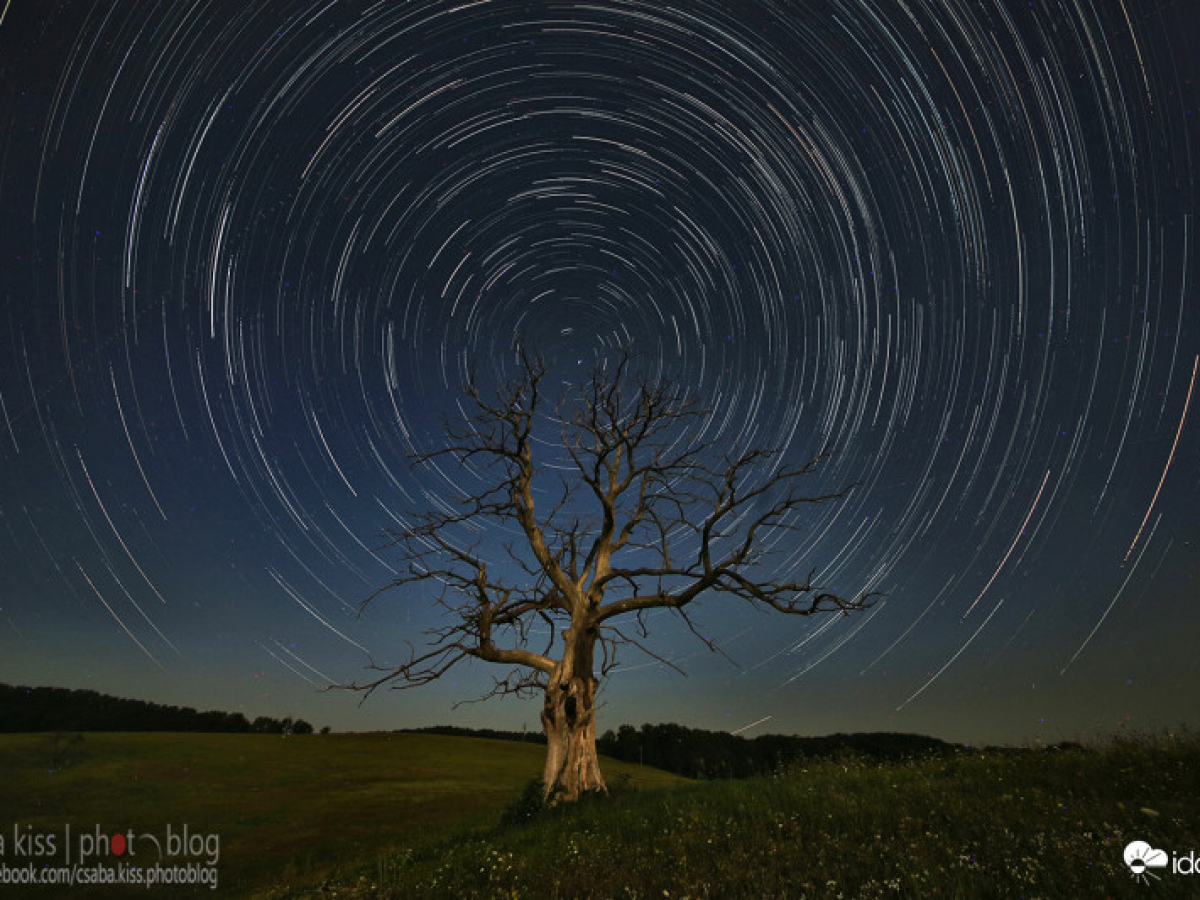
xmin=0 ymin=731 xmax=680 ymax=896
xmin=2 ymin=731 xmax=1198 ymax=898
xmin=281 ymin=733 xmax=1200 ymax=899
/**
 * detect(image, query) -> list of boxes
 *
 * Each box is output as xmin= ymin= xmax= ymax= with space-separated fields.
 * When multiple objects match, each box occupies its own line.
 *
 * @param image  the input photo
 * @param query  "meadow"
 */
xmin=0 ymin=731 xmax=677 ymax=896
xmin=2 ymin=730 xmax=1198 ymax=898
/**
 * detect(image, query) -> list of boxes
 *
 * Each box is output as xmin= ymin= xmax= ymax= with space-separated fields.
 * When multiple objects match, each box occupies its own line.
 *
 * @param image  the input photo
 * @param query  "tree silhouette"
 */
xmin=355 ymin=345 xmax=875 ymax=800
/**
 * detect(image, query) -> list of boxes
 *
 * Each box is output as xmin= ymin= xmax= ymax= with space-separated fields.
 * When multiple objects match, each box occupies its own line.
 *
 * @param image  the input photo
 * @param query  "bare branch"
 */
xmin=349 ymin=342 xmax=876 ymax=727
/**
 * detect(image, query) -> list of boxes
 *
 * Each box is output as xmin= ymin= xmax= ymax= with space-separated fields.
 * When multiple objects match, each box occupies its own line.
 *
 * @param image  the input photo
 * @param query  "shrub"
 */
xmin=499 ymin=778 xmax=550 ymax=827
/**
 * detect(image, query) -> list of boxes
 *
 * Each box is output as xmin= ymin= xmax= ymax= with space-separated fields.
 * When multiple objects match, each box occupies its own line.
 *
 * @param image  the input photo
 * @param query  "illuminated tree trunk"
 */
xmin=540 ymin=628 xmax=606 ymax=801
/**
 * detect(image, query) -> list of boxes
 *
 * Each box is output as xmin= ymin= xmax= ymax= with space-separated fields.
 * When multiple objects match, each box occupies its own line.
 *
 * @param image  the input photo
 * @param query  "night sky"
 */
xmin=1 ymin=0 xmax=1197 ymax=745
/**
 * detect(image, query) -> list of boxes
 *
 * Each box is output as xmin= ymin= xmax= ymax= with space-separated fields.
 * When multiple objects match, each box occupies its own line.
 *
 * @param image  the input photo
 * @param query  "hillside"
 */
xmin=5 ymin=727 xmax=1197 ymax=897
xmin=0 ymin=731 xmax=683 ymax=897
xmin=285 ymin=733 xmax=1200 ymax=899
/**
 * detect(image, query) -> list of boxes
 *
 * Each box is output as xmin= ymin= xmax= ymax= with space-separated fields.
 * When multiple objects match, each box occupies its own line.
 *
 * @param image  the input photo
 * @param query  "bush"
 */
xmin=499 ymin=779 xmax=550 ymax=827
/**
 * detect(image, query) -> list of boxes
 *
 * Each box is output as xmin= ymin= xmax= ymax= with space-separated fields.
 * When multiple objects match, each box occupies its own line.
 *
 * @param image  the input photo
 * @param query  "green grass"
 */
xmin=4 ymin=731 xmax=1198 ymax=898
xmin=0 ymin=731 xmax=681 ymax=896
xmin=278 ymin=733 xmax=1200 ymax=900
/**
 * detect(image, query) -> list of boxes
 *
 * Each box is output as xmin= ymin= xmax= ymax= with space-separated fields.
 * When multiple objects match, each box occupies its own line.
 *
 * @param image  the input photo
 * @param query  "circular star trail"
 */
xmin=0 ymin=0 xmax=1196 ymax=740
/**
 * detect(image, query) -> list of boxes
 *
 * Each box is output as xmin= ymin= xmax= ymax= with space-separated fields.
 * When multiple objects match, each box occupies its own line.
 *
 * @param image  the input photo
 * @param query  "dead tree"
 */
xmin=354 ymin=346 xmax=874 ymax=800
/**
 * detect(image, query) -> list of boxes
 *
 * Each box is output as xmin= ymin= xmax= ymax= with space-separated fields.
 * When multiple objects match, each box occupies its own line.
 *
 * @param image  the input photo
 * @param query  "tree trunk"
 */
xmin=540 ymin=633 xmax=606 ymax=801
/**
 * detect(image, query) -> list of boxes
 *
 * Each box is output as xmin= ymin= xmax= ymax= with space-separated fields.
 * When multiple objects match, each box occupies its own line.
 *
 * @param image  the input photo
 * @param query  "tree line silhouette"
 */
xmin=0 ymin=684 xmax=319 ymax=734
xmin=403 ymin=722 xmax=958 ymax=779
xmin=4 ymin=683 xmax=967 ymax=777
xmin=597 ymin=723 xmax=957 ymax=778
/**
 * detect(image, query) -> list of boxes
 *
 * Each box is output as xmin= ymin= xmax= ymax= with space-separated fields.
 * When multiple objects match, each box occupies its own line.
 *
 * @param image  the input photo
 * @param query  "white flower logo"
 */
xmin=1124 ymin=841 xmax=1168 ymax=884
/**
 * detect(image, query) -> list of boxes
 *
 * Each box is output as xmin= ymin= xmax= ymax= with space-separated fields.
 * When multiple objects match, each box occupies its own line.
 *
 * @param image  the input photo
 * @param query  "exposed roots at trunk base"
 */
xmin=541 ymin=674 xmax=606 ymax=802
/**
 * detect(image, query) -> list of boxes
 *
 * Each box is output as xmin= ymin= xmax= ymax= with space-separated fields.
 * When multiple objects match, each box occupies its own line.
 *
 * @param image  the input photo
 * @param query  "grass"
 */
xmin=0 ymin=731 xmax=681 ymax=896
xmin=277 ymin=732 xmax=1200 ymax=899
xmin=3 ymin=731 xmax=1197 ymax=898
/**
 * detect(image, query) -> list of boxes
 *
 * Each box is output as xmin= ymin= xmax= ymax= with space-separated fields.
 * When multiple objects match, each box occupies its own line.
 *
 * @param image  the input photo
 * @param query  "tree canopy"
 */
xmin=356 ymin=345 xmax=876 ymax=798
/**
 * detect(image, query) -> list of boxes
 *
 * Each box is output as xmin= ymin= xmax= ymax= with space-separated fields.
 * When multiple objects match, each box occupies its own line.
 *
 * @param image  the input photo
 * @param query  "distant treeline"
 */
xmin=598 ymin=723 xmax=957 ymax=779
xmin=404 ymin=721 xmax=958 ymax=779
xmin=400 ymin=724 xmax=547 ymax=744
xmin=2 ymin=684 xmax=999 ymax=779
xmin=0 ymin=684 xmax=319 ymax=735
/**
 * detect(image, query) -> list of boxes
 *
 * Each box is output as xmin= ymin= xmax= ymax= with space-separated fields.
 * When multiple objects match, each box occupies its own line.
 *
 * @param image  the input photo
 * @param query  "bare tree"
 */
xmin=354 ymin=346 xmax=875 ymax=801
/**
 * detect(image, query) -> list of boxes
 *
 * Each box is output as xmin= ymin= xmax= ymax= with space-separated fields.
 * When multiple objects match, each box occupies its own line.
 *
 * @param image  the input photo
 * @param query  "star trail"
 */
xmin=0 ymin=0 xmax=1196 ymax=743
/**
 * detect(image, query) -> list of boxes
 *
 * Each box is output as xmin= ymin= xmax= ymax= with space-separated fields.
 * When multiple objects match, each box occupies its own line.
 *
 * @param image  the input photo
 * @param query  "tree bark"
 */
xmin=540 ymin=631 xmax=606 ymax=801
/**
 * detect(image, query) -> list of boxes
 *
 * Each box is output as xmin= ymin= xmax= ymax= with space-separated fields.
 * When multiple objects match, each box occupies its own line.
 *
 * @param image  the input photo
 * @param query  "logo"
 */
xmin=1124 ymin=841 xmax=1169 ymax=884
xmin=2 ymin=823 xmax=219 ymax=866
xmin=2 ymin=823 xmax=220 ymax=891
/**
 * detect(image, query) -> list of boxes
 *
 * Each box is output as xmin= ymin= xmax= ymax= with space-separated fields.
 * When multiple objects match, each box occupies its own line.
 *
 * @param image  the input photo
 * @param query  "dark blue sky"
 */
xmin=0 ymin=0 xmax=1197 ymax=744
